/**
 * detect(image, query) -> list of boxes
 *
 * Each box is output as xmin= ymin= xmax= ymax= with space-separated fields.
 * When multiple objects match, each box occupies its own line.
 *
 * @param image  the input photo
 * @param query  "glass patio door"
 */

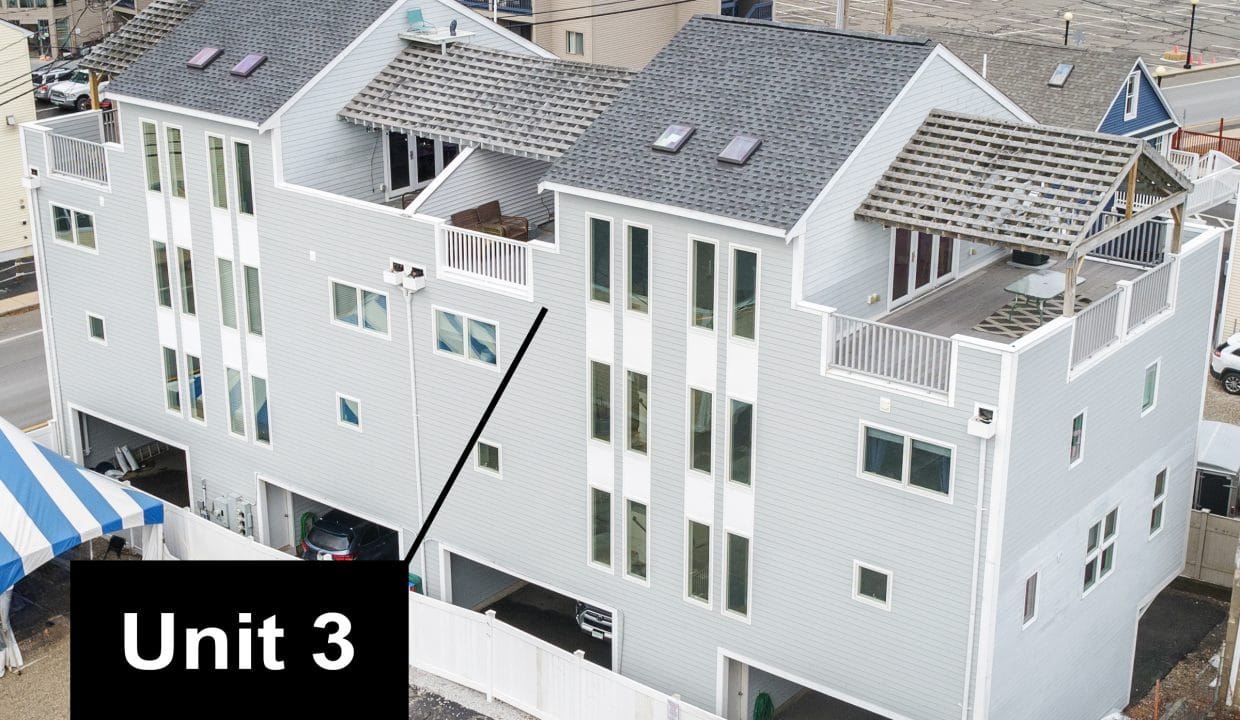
xmin=891 ymin=229 xmax=956 ymax=306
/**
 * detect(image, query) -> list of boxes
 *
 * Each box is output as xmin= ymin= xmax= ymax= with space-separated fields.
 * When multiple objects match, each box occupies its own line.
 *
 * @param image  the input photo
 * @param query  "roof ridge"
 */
xmin=695 ymin=14 xmax=932 ymax=46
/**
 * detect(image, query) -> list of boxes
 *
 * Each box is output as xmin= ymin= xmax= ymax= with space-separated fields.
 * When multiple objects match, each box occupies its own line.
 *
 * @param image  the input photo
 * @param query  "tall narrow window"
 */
xmin=627 ymin=371 xmax=648 ymax=454
xmin=590 ymin=217 xmax=610 ymax=303
xmin=178 ymin=247 xmax=196 ymax=316
xmin=186 ymin=354 xmax=203 ymax=420
xmin=729 ymin=399 xmax=753 ymax=485
xmin=692 ymin=240 xmax=715 ymax=329
xmin=166 ymin=127 xmax=186 ymax=198
xmin=628 ymin=225 xmax=649 ymax=313
xmin=626 ymin=500 xmax=647 ymax=580
xmin=243 ymin=265 xmax=263 ymax=336
xmin=1142 ymin=362 xmax=1158 ymax=413
xmin=235 ymin=141 xmax=254 ymax=215
xmin=142 ymin=121 xmax=161 ymax=192
xmin=1124 ymin=72 xmax=1139 ymax=119
xmin=591 ymin=487 xmax=611 ymax=567
xmin=226 ymin=368 xmax=244 ymax=436
xmin=1023 ymin=573 xmax=1038 ymax=625
xmin=208 ymin=135 xmax=228 ymax=209
xmin=687 ymin=520 xmax=710 ymax=603
xmin=1151 ymin=469 xmax=1166 ymax=536
xmin=153 ymin=242 xmax=172 ymax=308
xmin=591 ymin=361 xmax=611 ymax=442
xmin=252 ymin=376 xmax=270 ymax=444
xmin=1070 ymin=412 xmax=1085 ymax=465
xmin=732 ymin=248 xmax=757 ymax=340
xmin=162 ymin=347 xmax=180 ymax=411
xmin=217 ymin=258 xmax=237 ymax=329
xmin=566 ymin=30 xmax=584 ymax=55
xmin=690 ymin=388 xmax=712 ymax=473
xmin=726 ymin=533 xmax=749 ymax=616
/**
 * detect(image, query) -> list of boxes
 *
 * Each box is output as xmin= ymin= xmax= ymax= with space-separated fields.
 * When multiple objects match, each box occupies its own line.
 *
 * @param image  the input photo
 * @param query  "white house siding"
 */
xmin=985 ymin=232 xmax=1222 ymax=720
xmin=0 ymin=23 xmax=36 ymax=261
xmin=278 ymin=0 xmax=536 ymax=200
xmin=415 ymin=150 xmax=551 ymax=225
xmin=801 ymin=53 xmax=1019 ymax=318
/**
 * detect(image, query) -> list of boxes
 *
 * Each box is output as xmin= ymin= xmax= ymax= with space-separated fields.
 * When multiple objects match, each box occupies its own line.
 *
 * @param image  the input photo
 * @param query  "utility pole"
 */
xmin=883 ymin=0 xmax=893 ymax=35
xmin=834 ymin=0 xmax=847 ymax=29
xmin=1216 ymin=543 xmax=1240 ymax=709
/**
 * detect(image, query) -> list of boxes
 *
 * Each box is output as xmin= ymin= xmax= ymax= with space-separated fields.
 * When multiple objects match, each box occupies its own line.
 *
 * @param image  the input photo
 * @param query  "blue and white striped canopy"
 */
xmin=0 ymin=417 xmax=163 ymax=593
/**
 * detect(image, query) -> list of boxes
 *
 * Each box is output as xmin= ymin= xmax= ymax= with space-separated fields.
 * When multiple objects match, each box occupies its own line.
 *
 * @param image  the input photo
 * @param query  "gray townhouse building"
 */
xmin=18 ymin=2 xmax=1223 ymax=718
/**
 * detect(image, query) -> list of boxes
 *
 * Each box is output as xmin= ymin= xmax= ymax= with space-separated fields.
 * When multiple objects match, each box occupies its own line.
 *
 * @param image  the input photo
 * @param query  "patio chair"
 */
xmin=406 ymin=8 xmax=434 ymax=31
xmin=477 ymin=200 xmax=529 ymax=241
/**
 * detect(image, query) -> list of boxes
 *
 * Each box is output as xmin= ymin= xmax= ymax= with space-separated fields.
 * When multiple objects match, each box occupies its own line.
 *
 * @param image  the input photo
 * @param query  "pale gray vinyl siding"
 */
xmin=985 ymin=235 xmax=1221 ymax=720
xmin=278 ymin=0 xmax=539 ymax=200
xmin=41 ymin=111 xmax=104 ymax=142
xmin=415 ymin=150 xmax=551 ymax=226
xmin=801 ymin=53 xmax=1018 ymax=317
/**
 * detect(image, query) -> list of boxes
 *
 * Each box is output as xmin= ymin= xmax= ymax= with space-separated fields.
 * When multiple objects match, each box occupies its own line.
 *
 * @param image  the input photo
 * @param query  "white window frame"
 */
xmin=586 ymin=213 xmax=613 ymax=306
xmin=162 ymin=346 xmax=182 ymax=416
xmin=329 ymin=279 xmax=391 ymax=339
xmin=430 ymin=305 xmax=500 ymax=371
xmin=86 ymin=311 xmax=106 ymax=345
xmin=726 ymin=397 xmax=754 ymax=488
xmin=1124 ymin=71 xmax=1140 ymax=121
xmin=232 ymin=139 xmax=256 ymax=217
xmin=1070 ymin=410 xmax=1086 ymax=467
xmin=856 ymin=421 xmax=955 ymax=502
xmin=251 ymin=374 xmax=271 ymax=448
xmin=688 ymin=235 xmax=718 ymax=333
xmin=1083 ymin=507 xmax=1118 ymax=595
xmin=336 ymin=393 xmax=362 ymax=431
xmin=624 ymin=221 xmax=652 ymax=315
xmin=566 ymin=30 xmax=584 ymax=55
xmin=722 ymin=531 xmax=752 ymax=622
xmin=475 ymin=439 xmax=502 ymax=478
xmin=688 ymin=386 xmax=715 ymax=476
xmin=140 ymin=118 xmax=163 ymax=194
xmin=589 ymin=359 xmax=611 ymax=444
xmin=587 ymin=484 xmax=613 ymax=573
xmin=216 ymin=257 xmax=238 ymax=330
xmin=185 ymin=353 xmax=205 ymax=424
xmin=242 ymin=264 xmax=264 ymax=337
xmin=625 ymin=369 xmax=649 ymax=455
xmin=853 ymin=560 xmax=892 ymax=611
xmin=1141 ymin=360 xmax=1159 ymax=416
xmin=225 ymin=366 xmax=246 ymax=439
xmin=684 ymin=518 xmax=711 ymax=608
xmin=1150 ymin=468 xmax=1167 ymax=539
xmin=49 ymin=202 xmax=98 ymax=253
xmin=164 ymin=122 xmax=188 ymax=200
xmin=205 ymin=132 xmax=230 ymax=211
xmin=623 ymin=498 xmax=650 ymax=585
xmin=729 ymin=244 xmax=761 ymax=344
xmin=1022 ymin=572 xmax=1038 ymax=628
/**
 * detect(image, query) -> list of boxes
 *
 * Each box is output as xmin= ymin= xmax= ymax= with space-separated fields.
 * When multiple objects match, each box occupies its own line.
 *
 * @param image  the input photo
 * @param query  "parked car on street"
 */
xmin=301 ymin=510 xmax=398 ymax=561
xmin=31 ymin=62 xmax=77 ymax=101
xmin=47 ymin=70 xmax=107 ymax=112
xmin=1211 ymin=333 xmax=1240 ymax=394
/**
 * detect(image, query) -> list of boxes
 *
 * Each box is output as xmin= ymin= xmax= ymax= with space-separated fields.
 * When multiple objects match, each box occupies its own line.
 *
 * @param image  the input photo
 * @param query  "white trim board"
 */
xmin=106 ymin=93 xmax=261 ymax=130
xmin=539 ymin=182 xmax=787 ymax=238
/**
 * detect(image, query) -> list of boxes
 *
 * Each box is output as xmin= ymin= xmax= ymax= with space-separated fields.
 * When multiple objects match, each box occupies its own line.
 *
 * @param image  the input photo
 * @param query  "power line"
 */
xmin=1079 ymin=0 xmax=1240 ymax=48
xmin=519 ymin=0 xmax=684 ymax=18
xmin=0 ymin=3 xmax=98 ymax=95
xmin=521 ymin=0 xmax=698 ymax=27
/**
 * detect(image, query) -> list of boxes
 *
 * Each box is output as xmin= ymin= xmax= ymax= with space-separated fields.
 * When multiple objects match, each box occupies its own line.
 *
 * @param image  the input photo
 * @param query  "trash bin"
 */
xmin=408 ymin=573 xmax=423 ymax=594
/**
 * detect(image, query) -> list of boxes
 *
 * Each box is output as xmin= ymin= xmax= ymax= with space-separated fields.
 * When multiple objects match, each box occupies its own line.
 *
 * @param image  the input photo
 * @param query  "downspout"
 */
xmin=22 ymin=130 xmax=65 ymax=453
xmin=405 ymin=290 xmax=428 ymax=587
xmin=961 ymin=435 xmax=989 ymax=719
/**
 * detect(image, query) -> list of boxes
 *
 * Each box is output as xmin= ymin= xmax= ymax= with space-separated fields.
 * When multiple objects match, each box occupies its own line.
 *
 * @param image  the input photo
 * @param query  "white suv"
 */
xmin=1211 ymin=333 xmax=1240 ymax=394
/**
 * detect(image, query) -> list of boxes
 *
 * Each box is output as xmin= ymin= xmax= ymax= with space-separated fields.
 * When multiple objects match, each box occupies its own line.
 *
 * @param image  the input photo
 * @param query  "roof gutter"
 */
xmin=105 ymin=92 xmax=261 ymax=129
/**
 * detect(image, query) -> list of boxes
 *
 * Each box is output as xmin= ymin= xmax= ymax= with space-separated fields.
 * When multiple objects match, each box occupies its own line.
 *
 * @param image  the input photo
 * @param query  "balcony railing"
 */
xmin=1088 ymin=214 xmax=1168 ymax=267
xmin=458 ymin=0 xmax=532 ymax=14
xmin=1127 ymin=260 xmax=1174 ymax=330
xmin=436 ymin=224 xmax=533 ymax=299
xmin=828 ymin=314 xmax=952 ymax=393
xmin=1070 ymin=258 xmax=1176 ymax=370
xmin=1070 ymin=290 xmax=1123 ymax=367
xmin=48 ymin=132 xmax=108 ymax=185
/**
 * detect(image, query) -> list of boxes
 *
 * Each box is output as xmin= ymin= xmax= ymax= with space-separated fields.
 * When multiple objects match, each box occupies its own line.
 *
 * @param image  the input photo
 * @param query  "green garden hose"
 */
xmin=298 ymin=512 xmax=318 ymax=550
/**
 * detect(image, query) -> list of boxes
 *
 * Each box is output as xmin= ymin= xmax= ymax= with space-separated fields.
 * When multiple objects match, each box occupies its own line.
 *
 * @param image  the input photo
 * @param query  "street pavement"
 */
xmin=1163 ymin=74 xmax=1240 ymax=128
xmin=0 ymin=310 xmax=51 ymax=430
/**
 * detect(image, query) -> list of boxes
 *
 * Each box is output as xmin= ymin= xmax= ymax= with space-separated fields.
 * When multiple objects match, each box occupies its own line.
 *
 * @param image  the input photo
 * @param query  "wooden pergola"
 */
xmin=856 ymin=109 xmax=1192 ymax=316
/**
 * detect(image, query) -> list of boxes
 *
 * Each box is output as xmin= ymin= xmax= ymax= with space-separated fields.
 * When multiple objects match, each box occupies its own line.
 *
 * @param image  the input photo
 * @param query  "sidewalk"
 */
xmin=409 ymin=666 xmax=535 ymax=720
xmin=0 ymin=292 xmax=37 ymax=318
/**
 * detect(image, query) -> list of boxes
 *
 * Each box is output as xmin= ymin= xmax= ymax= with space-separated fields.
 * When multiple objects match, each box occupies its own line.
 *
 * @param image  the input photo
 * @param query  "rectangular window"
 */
xmin=51 ymin=205 xmax=95 ymax=249
xmin=591 ymin=361 xmax=610 ymax=442
xmin=142 ymin=121 xmax=161 ymax=192
xmin=626 ymin=500 xmax=647 ymax=580
xmin=252 ymin=376 xmax=270 ymax=444
xmin=690 ymin=388 xmax=712 ymax=473
xmin=235 ymin=141 xmax=254 ymax=215
xmin=1083 ymin=508 xmax=1118 ymax=592
xmin=1124 ymin=72 xmax=1139 ymax=119
xmin=590 ymin=217 xmax=610 ymax=303
xmin=186 ymin=355 xmax=204 ymax=420
xmin=153 ymin=241 xmax=172 ymax=308
xmin=628 ymin=225 xmax=649 ymax=313
xmin=729 ymin=399 xmax=753 ymax=486
xmin=208 ymin=135 xmax=228 ymax=209
xmin=162 ymin=347 xmax=180 ymax=411
xmin=566 ymin=30 xmax=584 ymax=55
xmin=1023 ymin=573 xmax=1038 ymax=625
xmin=1151 ymin=469 xmax=1166 ymax=536
xmin=1070 ymin=412 xmax=1085 ymax=465
xmin=217 ymin=258 xmax=237 ymax=329
xmin=434 ymin=309 xmax=462 ymax=353
xmin=166 ymin=127 xmax=186 ymax=198
xmin=87 ymin=314 xmax=105 ymax=342
xmin=854 ymin=562 xmax=891 ymax=609
xmin=692 ymin=240 xmax=716 ymax=330
xmin=226 ymin=368 xmax=245 ymax=436
xmin=725 ymin=533 xmax=749 ymax=617
xmin=431 ymin=309 xmax=496 ymax=366
xmin=687 ymin=520 xmax=710 ymax=603
xmin=243 ymin=265 xmax=263 ymax=336
xmin=591 ymin=487 xmax=611 ymax=567
xmin=178 ymin=247 xmax=196 ymax=316
xmin=338 ymin=394 xmax=360 ymax=429
xmin=332 ymin=282 xmax=389 ymax=336
xmin=861 ymin=425 xmax=952 ymax=497
xmin=467 ymin=318 xmax=496 ymax=365
xmin=1142 ymin=362 xmax=1158 ymax=413
xmin=627 ymin=371 xmax=648 ymax=454
xmin=476 ymin=441 xmax=501 ymax=476
xmin=732 ymin=248 xmax=757 ymax=340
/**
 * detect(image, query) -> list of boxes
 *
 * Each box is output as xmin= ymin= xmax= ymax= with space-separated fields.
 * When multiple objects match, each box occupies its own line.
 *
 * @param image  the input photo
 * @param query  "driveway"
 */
xmin=1131 ymin=580 xmax=1228 ymax=704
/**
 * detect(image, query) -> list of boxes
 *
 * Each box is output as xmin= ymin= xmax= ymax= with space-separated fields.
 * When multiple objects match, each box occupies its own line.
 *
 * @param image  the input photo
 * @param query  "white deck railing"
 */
xmin=1071 ymin=290 xmax=1123 ymax=367
xmin=828 ymin=314 xmax=952 ymax=393
xmin=1188 ymin=167 xmax=1240 ymax=216
xmin=1088 ymin=215 xmax=1168 ymax=266
xmin=1070 ymin=258 xmax=1177 ymax=370
xmin=1169 ymin=149 xmax=1201 ymax=179
xmin=436 ymin=224 xmax=533 ymax=298
xmin=1127 ymin=261 xmax=1175 ymax=330
xmin=48 ymin=132 xmax=108 ymax=184
xmin=1113 ymin=189 xmax=1162 ymax=212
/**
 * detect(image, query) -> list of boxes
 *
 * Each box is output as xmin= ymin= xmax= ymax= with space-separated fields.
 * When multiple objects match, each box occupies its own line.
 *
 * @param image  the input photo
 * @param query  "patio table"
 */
xmin=1005 ymin=270 xmax=1085 ymax=323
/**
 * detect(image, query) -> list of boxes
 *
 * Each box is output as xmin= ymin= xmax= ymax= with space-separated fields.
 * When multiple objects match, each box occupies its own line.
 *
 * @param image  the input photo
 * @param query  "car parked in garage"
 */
xmin=575 ymin=601 xmax=613 ymax=639
xmin=301 ymin=510 xmax=398 ymax=561
xmin=1212 ymin=333 xmax=1240 ymax=394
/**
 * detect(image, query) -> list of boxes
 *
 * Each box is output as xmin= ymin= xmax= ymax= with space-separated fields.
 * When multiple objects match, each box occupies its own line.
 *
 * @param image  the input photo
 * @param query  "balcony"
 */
xmin=435 ymin=223 xmax=537 ymax=300
xmin=36 ymin=109 xmax=115 ymax=186
xmin=458 ymin=0 xmax=533 ymax=14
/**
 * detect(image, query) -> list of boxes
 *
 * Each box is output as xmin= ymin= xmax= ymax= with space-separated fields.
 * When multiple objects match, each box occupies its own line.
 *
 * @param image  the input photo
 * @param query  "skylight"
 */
xmin=231 ymin=53 xmax=267 ymax=78
xmin=653 ymin=124 xmax=694 ymax=153
xmin=1048 ymin=63 xmax=1074 ymax=87
xmin=187 ymin=47 xmax=222 ymax=69
xmin=718 ymin=135 xmax=761 ymax=165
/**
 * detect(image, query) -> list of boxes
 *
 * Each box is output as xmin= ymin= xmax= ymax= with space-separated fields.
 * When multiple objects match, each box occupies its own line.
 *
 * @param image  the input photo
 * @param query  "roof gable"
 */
xmin=543 ymin=15 xmax=936 ymax=231
xmin=1097 ymin=60 xmax=1177 ymax=136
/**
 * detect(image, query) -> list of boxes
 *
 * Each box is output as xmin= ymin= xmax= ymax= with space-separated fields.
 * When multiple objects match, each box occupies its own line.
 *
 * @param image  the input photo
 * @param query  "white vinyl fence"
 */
xmin=409 ymin=592 xmax=723 ymax=720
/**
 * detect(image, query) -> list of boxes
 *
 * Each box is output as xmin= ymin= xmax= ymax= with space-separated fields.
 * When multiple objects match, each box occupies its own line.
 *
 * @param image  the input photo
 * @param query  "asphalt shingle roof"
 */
xmin=105 ymin=0 xmax=398 ymax=125
xmin=919 ymin=29 xmax=1140 ymax=131
xmin=542 ymin=15 xmax=936 ymax=231
xmin=339 ymin=43 xmax=633 ymax=162
xmin=81 ymin=0 xmax=199 ymax=77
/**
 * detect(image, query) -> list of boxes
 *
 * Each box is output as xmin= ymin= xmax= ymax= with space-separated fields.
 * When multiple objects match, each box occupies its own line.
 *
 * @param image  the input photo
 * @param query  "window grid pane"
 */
xmin=909 ymin=439 xmax=951 ymax=495
xmin=227 ymin=368 xmax=244 ymax=435
xmin=88 ymin=315 xmax=104 ymax=340
xmin=339 ymin=396 xmax=359 ymax=426
xmin=208 ymin=136 xmax=228 ymax=209
xmin=467 ymin=319 xmax=497 ymax=365
xmin=73 ymin=211 xmax=94 ymax=248
xmin=162 ymin=347 xmax=179 ymax=411
xmin=153 ymin=242 xmax=172 ymax=308
xmin=626 ymin=501 xmax=647 ymax=580
xmin=187 ymin=355 xmax=203 ymax=420
xmin=732 ymin=249 xmax=757 ymax=339
xmin=1143 ymin=365 xmax=1157 ymax=410
xmin=729 ymin=400 xmax=752 ymax=485
xmin=217 ymin=258 xmax=237 ymax=329
xmin=628 ymin=371 xmax=648 ymax=454
xmin=435 ymin=310 xmax=463 ymax=355
xmin=333 ymin=283 xmax=359 ymax=326
xmin=628 ymin=226 xmax=649 ymax=313
xmin=591 ymin=488 xmax=610 ymax=566
xmin=688 ymin=521 xmax=710 ymax=602
xmin=235 ymin=142 xmax=254 ymax=215
xmin=726 ymin=534 xmax=749 ymax=616
xmin=52 ymin=205 xmax=72 ymax=243
xmin=590 ymin=218 xmax=610 ymax=303
xmin=178 ymin=247 xmax=196 ymax=316
xmin=690 ymin=389 xmax=712 ymax=473
xmin=591 ymin=361 xmax=610 ymax=442
xmin=142 ymin=121 xmax=161 ymax=192
xmin=477 ymin=442 xmax=500 ymax=473
xmin=167 ymin=127 xmax=185 ymax=198
xmin=252 ymin=376 xmax=270 ymax=444
xmin=857 ymin=566 xmax=889 ymax=604
xmin=361 ymin=290 xmax=387 ymax=335
xmin=864 ymin=427 xmax=904 ymax=482
xmin=692 ymin=240 xmax=715 ymax=329
xmin=1070 ymin=413 xmax=1084 ymax=463
xmin=244 ymin=265 xmax=263 ymax=336
xmin=1150 ymin=503 xmax=1164 ymax=534
xmin=1023 ymin=574 xmax=1037 ymax=623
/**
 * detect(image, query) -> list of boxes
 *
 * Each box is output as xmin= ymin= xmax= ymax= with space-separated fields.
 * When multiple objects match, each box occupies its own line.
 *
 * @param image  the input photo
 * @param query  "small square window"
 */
xmin=1104 ymin=509 xmax=1118 ymax=539
xmin=855 ymin=563 xmax=890 ymax=609
xmin=476 ymin=441 xmax=501 ymax=475
xmin=566 ymin=30 xmax=584 ymax=55
xmin=87 ymin=314 xmax=105 ymax=342
xmin=338 ymin=395 xmax=360 ymax=429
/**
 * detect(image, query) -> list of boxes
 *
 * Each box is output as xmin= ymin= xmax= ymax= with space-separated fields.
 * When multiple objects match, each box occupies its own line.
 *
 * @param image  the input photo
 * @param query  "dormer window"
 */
xmin=1123 ymin=71 xmax=1139 ymax=120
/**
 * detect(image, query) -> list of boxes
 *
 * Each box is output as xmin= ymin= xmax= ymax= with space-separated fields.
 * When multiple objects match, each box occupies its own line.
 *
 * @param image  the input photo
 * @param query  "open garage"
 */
xmin=722 ymin=657 xmax=891 ymax=720
xmin=259 ymin=479 xmax=400 ymax=560
xmin=73 ymin=411 xmax=189 ymax=507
